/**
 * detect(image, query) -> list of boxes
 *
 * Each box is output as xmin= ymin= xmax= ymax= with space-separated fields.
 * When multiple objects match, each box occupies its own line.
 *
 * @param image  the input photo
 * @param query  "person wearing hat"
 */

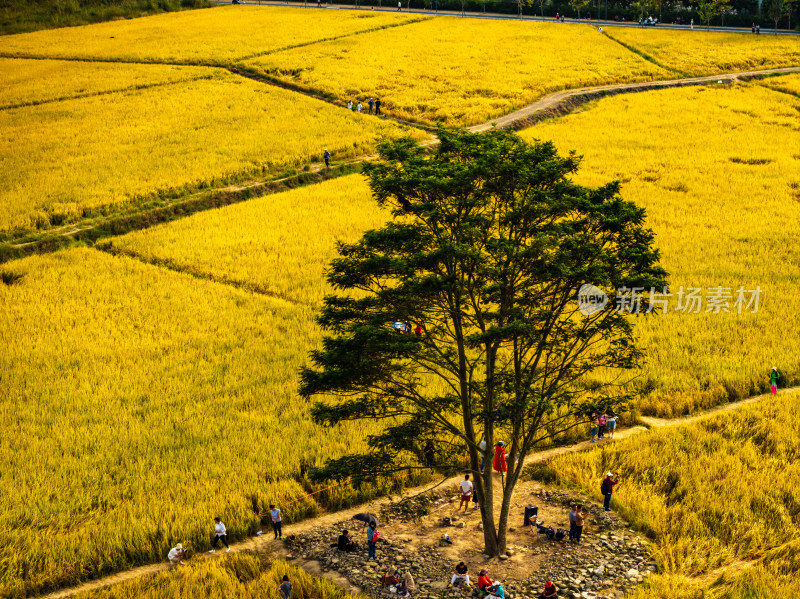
xmin=601 ymin=473 xmax=620 ymax=511
xmin=167 ymin=543 xmax=185 ymax=568
xmin=770 ymin=367 xmax=780 ymax=395
xmin=540 ymin=580 xmax=558 ymax=598
xmin=493 ymin=441 xmax=507 ymax=474
xmin=477 ymin=569 xmax=493 ymax=595
xmin=323 ymin=149 xmax=331 ymax=169
xmin=486 ymin=581 xmax=505 ymax=599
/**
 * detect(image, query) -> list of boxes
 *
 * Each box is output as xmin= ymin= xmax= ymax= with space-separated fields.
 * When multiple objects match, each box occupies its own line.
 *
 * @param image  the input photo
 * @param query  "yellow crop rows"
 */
xmin=74 ymin=556 xmax=365 ymax=599
xmin=245 ymin=18 xmax=670 ymax=126
xmin=540 ymin=392 xmax=800 ymax=598
xmin=0 ymin=248 xmax=407 ymax=597
xmin=0 ymin=71 xmax=423 ymax=232
xmin=605 ymin=26 xmax=800 ymax=75
xmin=0 ymin=58 xmax=213 ymax=109
xmin=0 ymin=6 xmax=425 ymax=64
xmin=109 ymin=175 xmax=388 ymax=306
xmin=522 ymin=81 xmax=800 ymax=416
xmin=759 ymin=72 xmax=800 ymax=96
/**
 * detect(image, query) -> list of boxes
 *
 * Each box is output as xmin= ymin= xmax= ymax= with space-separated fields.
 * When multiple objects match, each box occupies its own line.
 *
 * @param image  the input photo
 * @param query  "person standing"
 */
xmin=209 ymin=517 xmax=230 ymax=553
xmin=323 ymin=149 xmax=331 ymax=168
xmin=357 ymin=102 xmax=363 ymax=113
xmin=458 ymin=474 xmax=473 ymax=512
xmin=756 ymin=24 xmax=760 ymax=33
xmin=568 ymin=504 xmax=577 ymax=542
xmin=598 ymin=413 xmax=606 ymax=439
xmin=397 ymin=0 xmax=401 ymax=9
xmin=590 ymin=421 xmax=598 ymax=443
xmin=601 ymin=473 xmax=620 ymax=511
xmin=367 ymin=523 xmax=377 ymax=560
xmin=607 ymin=412 xmax=617 ymax=439
xmin=424 ymin=440 xmax=435 ymax=467
xmin=478 ymin=439 xmax=487 ymax=473
xmin=690 ymin=18 xmax=694 ymax=29
xmin=368 ymin=97 xmax=375 ymax=114
xmin=167 ymin=543 xmax=185 ymax=568
xmin=574 ymin=505 xmax=586 ymax=544
xmin=270 ymin=504 xmax=282 ymax=539
xmin=375 ymin=98 xmax=382 ymax=115
xmin=493 ymin=441 xmax=507 ymax=474
xmin=280 ymin=575 xmax=292 ymax=599
xmin=770 ymin=367 xmax=780 ymax=394
xmin=347 ymin=100 xmax=353 ymax=111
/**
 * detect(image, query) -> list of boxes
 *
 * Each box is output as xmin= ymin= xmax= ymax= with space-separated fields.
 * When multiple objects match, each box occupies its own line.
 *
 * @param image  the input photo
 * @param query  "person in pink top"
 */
xmin=598 ymin=414 xmax=607 ymax=439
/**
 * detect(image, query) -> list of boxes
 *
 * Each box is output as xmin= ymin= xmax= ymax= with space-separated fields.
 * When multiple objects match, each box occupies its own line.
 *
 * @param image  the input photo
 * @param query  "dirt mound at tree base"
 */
xmin=280 ymin=482 xmax=656 ymax=599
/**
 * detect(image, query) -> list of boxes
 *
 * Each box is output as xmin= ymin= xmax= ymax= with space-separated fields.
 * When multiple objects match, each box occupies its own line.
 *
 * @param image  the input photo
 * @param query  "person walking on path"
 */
xmin=368 ymin=97 xmax=375 ymax=114
xmin=568 ymin=504 xmax=577 ymax=542
xmin=375 ymin=98 xmax=382 ymax=115
xmin=367 ymin=523 xmax=378 ymax=560
xmin=270 ymin=504 xmax=282 ymax=539
xmin=770 ymin=367 xmax=780 ymax=394
xmin=280 ymin=575 xmax=292 ymax=599
xmin=167 ymin=543 xmax=185 ymax=568
xmin=606 ymin=412 xmax=617 ymax=439
xmin=493 ymin=441 xmax=507 ymax=474
xmin=598 ymin=413 xmax=607 ymax=439
xmin=397 ymin=1 xmax=401 ymax=9
xmin=601 ymin=473 xmax=620 ymax=511
xmin=574 ymin=505 xmax=586 ymax=544
xmin=458 ymin=474 xmax=473 ymax=512
xmin=424 ymin=440 xmax=435 ymax=467
xmin=690 ymin=18 xmax=694 ymax=28
xmin=449 ymin=562 xmax=471 ymax=587
xmin=323 ymin=149 xmax=331 ymax=168
xmin=209 ymin=517 xmax=230 ymax=553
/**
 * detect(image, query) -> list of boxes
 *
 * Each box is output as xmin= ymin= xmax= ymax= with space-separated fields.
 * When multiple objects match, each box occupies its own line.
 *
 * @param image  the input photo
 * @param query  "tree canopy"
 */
xmin=299 ymin=128 xmax=667 ymax=555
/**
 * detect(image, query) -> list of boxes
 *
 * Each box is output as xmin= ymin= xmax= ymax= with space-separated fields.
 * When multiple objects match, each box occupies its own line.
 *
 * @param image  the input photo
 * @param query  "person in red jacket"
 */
xmin=493 ymin=441 xmax=507 ymax=474
xmin=477 ymin=569 xmax=493 ymax=595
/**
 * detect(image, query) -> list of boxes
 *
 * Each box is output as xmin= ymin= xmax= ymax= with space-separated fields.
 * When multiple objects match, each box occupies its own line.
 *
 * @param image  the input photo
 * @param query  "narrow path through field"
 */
xmin=4 ymin=64 xmax=798 ymax=260
xmin=39 ymin=386 xmax=797 ymax=599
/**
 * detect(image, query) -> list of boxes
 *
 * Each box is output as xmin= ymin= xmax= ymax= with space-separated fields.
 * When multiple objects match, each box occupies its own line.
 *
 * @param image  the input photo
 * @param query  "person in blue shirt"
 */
xmin=280 ymin=575 xmax=292 ymax=599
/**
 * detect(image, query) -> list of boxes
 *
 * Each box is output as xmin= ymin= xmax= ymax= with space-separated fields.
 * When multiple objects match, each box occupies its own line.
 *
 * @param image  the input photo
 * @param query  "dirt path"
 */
xmin=467 ymin=66 xmax=800 ymax=133
xmin=40 ymin=386 xmax=796 ymax=599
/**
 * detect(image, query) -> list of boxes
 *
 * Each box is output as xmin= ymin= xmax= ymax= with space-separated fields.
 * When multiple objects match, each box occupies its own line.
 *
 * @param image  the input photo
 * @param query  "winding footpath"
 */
xmin=41 ymin=386 xmax=797 ymax=599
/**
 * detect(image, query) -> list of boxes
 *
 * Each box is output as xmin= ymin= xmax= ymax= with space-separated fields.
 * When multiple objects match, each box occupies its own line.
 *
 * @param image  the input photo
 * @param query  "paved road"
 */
xmin=215 ymin=0 xmax=800 ymax=35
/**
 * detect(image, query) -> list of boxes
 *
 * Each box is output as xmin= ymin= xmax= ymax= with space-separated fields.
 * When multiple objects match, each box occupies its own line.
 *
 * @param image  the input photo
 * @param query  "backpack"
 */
xmin=601 ymin=479 xmax=610 ymax=494
xmin=555 ymin=528 xmax=567 ymax=541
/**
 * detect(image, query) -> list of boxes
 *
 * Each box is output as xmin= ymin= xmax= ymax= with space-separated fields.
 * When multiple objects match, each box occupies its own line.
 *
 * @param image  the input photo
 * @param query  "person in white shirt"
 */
xmin=209 ymin=517 xmax=230 ymax=553
xmin=167 ymin=543 xmax=185 ymax=568
xmin=270 ymin=504 xmax=282 ymax=539
xmin=458 ymin=474 xmax=474 ymax=512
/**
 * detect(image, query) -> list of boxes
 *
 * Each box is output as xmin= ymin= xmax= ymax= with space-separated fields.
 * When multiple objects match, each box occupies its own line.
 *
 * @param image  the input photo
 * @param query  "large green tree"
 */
xmin=299 ymin=129 xmax=666 ymax=557
xmin=767 ymin=0 xmax=790 ymax=30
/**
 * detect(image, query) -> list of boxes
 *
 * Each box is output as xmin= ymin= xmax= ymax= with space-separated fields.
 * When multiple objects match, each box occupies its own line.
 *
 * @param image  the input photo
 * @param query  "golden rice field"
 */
xmin=521 ymin=80 xmax=800 ymax=416
xmin=759 ymin=72 xmax=800 ymax=97
xmin=108 ymin=175 xmax=388 ymax=306
xmin=0 ymin=58 xmax=213 ymax=109
xmin=536 ymin=391 xmax=800 ymax=598
xmin=0 ymin=70 xmax=423 ymax=232
xmin=605 ymin=26 xmax=800 ymax=75
xmin=0 ymin=6 xmax=424 ymax=64
xmin=0 ymin=248 xmax=422 ymax=598
xmin=244 ymin=17 xmax=670 ymax=126
xmin=76 ymin=556 xmax=364 ymax=599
